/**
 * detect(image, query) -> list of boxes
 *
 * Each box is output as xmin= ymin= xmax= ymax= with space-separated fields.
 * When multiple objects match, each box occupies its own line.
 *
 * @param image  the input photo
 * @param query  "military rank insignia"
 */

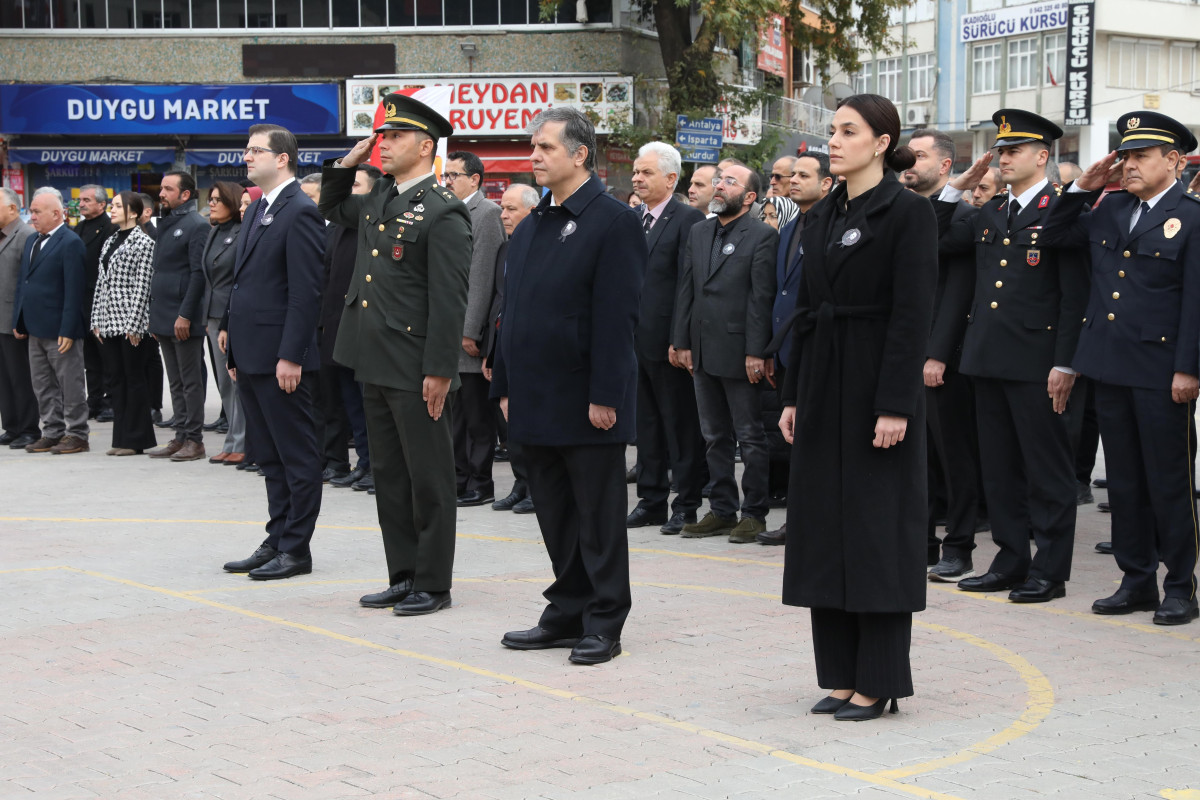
xmin=1165 ymin=218 xmax=1182 ymax=239
xmin=392 ymin=245 xmax=404 ymax=261
xmin=1026 ymin=249 xmax=1041 ymax=267
xmin=1039 ymin=195 xmax=1049 ymax=209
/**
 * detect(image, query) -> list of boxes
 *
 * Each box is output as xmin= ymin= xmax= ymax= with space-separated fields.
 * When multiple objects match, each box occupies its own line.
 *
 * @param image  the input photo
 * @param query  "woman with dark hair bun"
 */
xmin=776 ymin=94 xmax=938 ymax=721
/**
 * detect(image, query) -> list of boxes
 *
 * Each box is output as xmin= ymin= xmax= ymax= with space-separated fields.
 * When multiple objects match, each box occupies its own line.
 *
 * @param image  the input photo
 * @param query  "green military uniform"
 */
xmin=319 ymin=161 xmax=471 ymax=593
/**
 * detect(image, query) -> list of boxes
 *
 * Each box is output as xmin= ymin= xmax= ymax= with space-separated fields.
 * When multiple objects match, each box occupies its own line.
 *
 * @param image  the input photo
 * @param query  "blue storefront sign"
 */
xmin=185 ymin=148 xmax=348 ymax=167
xmin=0 ymin=84 xmax=341 ymax=135
xmin=7 ymin=146 xmax=176 ymax=165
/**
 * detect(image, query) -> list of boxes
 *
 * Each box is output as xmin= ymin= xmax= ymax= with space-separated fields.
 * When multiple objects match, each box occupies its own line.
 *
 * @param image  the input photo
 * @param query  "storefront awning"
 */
xmin=7 ymin=146 xmax=176 ymax=165
xmin=185 ymin=148 xmax=350 ymax=167
xmin=455 ymin=141 xmax=534 ymax=175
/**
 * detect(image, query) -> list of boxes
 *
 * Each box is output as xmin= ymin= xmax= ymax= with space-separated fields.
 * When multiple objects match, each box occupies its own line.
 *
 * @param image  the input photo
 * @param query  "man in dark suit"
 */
xmin=1040 ymin=112 xmax=1200 ymax=625
xmin=0 ymin=188 xmax=39 ymax=449
xmin=494 ymin=107 xmax=646 ymax=664
xmin=486 ymin=183 xmax=539 ymax=514
xmin=759 ymin=151 xmax=833 ymax=545
xmin=12 ymin=188 xmax=90 ymax=455
xmin=934 ymin=110 xmax=1090 ymax=603
xmin=319 ymin=93 xmax=471 ymax=617
xmin=318 ymin=164 xmax=377 ymax=492
xmin=221 ymin=124 xmax=326 ymax=580
xmin=73 ymin=184 xmax=117 ymax=421
xmin=444 ymin=150 xmax=505 ymax=507
xmin=673 ymin=162 xmax=778 ymax=543
xmin=625 ymin=142 xmax=706 ymax=535
xmin=145 ymin=170 xmax=209 ymax=462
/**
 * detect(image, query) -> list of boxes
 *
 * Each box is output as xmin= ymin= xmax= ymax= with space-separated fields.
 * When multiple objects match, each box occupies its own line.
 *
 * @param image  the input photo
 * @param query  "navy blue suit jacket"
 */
xmin=12 ymin=226 xmax=87 ymax=340
xmin=772 ymin=215 xmax=806 ymax=369
xmin=226 ymin=180 xmax=326 ymax=375
xmin=491 ymin=177 xmax=647 ymax=445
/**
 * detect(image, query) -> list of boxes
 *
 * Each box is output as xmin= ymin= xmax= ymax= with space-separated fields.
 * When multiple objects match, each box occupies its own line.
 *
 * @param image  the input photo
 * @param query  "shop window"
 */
xmin=245 ymin=0 xmax=275 ymax=26
xmin=445 ymin=1 xmax=470 ymax=24
xmin=303 ymin=0 xmax=329 ymax=26
xmin=501 ymin=0 xmax=532 ymax=24
xmin=361 ymin=0 xmax=385 ymax=25
xmin=473 ymin=0 xmax=500 ymax=26
xmin=217 ymin=0 xmax=243 ymax=27
xmin=415 ymin=0 xmax=440 ymax=25
xmin=193 ymin=0 xmax=218 ymax=27
xmin=332 ymin=0 xmax=360 ymax=26
xmin=272 ymin=0 xmax=301 ymax=26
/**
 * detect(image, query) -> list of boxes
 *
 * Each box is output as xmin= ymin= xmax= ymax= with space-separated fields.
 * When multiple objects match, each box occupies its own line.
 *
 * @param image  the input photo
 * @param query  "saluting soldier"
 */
xmin=1039 ymin=112 xmax=1200 ymax=625
xmin=932 ymin=109 xmax=1090 ymax=603
xmin=318 ymin=94 xmax=472 ymax=617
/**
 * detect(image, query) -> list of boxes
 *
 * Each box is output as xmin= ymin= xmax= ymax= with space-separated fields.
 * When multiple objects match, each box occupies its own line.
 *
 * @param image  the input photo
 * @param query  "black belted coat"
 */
xmin=779 ymin=172 xmax=937 ymax=613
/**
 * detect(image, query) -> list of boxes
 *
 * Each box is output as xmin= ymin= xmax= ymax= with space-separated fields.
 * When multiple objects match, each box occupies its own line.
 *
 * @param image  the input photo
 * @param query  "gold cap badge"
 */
xmin=998 ymin=116 xmax=1012 ymax=135
xmin=1127 ymin=117 xmax=1140 ymax=129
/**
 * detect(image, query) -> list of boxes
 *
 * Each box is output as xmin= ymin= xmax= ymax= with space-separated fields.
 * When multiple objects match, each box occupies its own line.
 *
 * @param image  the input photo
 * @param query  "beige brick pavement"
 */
xmin=2 ymin=422 xmax=1199 ymax=799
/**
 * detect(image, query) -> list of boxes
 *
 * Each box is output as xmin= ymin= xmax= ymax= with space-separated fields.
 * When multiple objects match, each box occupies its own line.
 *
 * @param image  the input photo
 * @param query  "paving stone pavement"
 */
xmin=2 ymin=420 xmax=1199 ymax=800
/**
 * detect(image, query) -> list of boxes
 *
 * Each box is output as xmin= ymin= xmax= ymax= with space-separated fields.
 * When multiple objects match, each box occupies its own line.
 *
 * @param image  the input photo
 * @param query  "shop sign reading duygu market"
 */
xmin=960 ymin=0 xmax=1068 ymax=43
xmin=0 ymin=84 xmax=341 ymax=135
xmin=344 ymin=76 xmax=633 ymax=137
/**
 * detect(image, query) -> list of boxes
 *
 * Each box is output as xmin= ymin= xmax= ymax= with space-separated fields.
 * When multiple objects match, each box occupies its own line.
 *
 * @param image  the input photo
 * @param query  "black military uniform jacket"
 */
xmin=934 ymin=182 xmax=1090 ymax=382
xmin=319 ymin=164 xmax=472 ymax=392
xmin=1040 ymin=182 xmax=1200 ymax=389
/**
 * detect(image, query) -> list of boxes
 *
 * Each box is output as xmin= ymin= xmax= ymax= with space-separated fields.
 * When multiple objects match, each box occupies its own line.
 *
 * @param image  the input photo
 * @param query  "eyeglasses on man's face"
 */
xmin=243 ymin=146 xmax=278 ymax=157
xmin=769 ymin=173 xmax=788 ymax=182
xmin=711 ymin=175 xmax=743 ymax=188
xmin=441 ymin=171 xmax=466 ymax=182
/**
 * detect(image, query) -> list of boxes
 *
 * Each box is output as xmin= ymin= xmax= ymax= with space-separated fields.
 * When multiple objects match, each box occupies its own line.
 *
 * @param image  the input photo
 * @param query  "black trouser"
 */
xmin=1095 ymin=382 xmax=1198 ymax=601
xmin=453 ymin=372 xmax=496 ymax=496
xmin=365 ymin=383 xmax=458 ymax=591
xmin=0 ymin=333 xmax=40 ymax=437
xmin=83 ymin=333 xmax=108 ymax=414
xmin=144 ymin=336 xmax=163 ymax=412
xmin=99 ymin=336 xmax=157 ymax=451
xmin=316 ymin=363 xmax=352 ymax=473
xmin=523 ymin=442 xmax=630 ymax=640
xmin=810 ymin=608 xmax=914 ymax=699
xmin=634 ymin=357 xmax=705 ymax=515
xmin=1072 ymin=377 xmax=1100 ymax=484
xmin=238 ymin=370 xmax=322 ymax=559
xmin=158 ymin=335 xmax=205 ymax=443
xmin=974 ymin=377 xmax=1077 ymax=582
xmin=693 ymin=367 xmax=769 ymax=521
xmin=926 ymin=369 xmax=981 ymax=559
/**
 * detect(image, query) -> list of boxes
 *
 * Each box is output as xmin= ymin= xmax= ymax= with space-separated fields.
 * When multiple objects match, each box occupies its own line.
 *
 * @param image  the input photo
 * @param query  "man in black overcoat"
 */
xmin=493 ymin=108 xmax=646 ymax=665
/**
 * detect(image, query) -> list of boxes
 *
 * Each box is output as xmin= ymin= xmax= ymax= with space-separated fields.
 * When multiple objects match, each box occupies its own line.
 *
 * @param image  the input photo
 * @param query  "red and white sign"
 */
xmin=3 ymin=167 xmax=24 ymax=207
xmin=757 ymin=15 xmax=787 ymax=78
xmin=346 ymin=75 xmax=633 ymax=138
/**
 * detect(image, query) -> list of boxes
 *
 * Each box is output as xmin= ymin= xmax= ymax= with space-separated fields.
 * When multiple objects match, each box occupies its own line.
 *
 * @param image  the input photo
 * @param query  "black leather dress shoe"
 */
xmin=626 ymin=506 xmax=667 ymax=528
xmin=249 ymin=553 xmax=313 ymax=580
xmin=1092 ymin=588 xmax=1159 ymax=615
xmin=0 ymin=432 xmax=15 ymax=445
xmin=660 ymin=511 xmax=696 ymax=535
xmin=456 ymin=490 xmax=494 ymax=507
xmin=330 ymin=466 xmax=366 ymax=488
xmin=1092 ymin=477 xmax=1107 ymax=488
xmin=393 ymin=590 xmax=451 ymax=615
xmin=569 ymin=634 xmax=622 ymax=664
xmin=501 ymin=626 xmax=582 ymax=650
xmin=757 ymin=525 xmax=786 ymax=545
xmin=1153 ymin=596 xmax=1199 ymax=625
xmin=202 ymin=415 xmax=226 ymax=432
xmin=154 ymin=415 xmax=177 ymax=429
xmin=834 ymin=697 xmax=898 ymax=721
xmin=512 ymin=497 xmax=535 ymax=514
xmin=237 ymin=460 xmax=257 ymax=471
xmin=1095 ymin=541 xmax=1113 ymax=554
xmin=7 ymin=433 xmax=37 ymax=449
xmin=360 ymin=579 xmax=413 ymax=608
xmin=957 ymin=572 xmax=1023 ymax=592
xmin=1097 ymin=502 xmax=1111 ymax=513
xmin=626 ymin=467 xmax=637 ymax=483
xmin=1008 ymin=577 xmax=1066 ymax=603
xmin=352 ymin=472 xmax=374 ymax=492
xmin=810 ymin=695 xmax=851 ymax=714
xmin=223 ymin=544 xmax=278 ymax=572
xmin=492 ymin=486 xmax=528 ymax=510
xmin=321 ymin=466 xmax=346 ymax=482
xmin=96 ymin=408 xmax=114 ymax=423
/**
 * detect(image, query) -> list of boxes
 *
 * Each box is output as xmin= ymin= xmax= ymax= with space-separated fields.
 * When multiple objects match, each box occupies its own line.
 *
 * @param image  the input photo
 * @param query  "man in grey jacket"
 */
xmin=0 ymin=187 xmax=39 ymax=449
xmin=146 ymin=171 xmax=209 ymax=462
xmin=443 ymin=151 xmax=505 ymax=507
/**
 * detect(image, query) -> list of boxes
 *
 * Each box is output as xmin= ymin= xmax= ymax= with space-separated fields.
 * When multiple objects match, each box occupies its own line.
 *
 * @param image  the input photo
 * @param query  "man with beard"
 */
xmin=905 ymin=129 xmax=985 ymax=581
xmin=673 ymin=163 xmax=778 ymax=543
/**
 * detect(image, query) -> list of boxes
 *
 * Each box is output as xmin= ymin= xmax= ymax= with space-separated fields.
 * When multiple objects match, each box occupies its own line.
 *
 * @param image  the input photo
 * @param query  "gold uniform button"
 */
xmin=995 ymin=280 xmax=1003 ymax=288
xmin=1155 ymin=251 xmax=1161 ymax=257
xmin=407 ymin=326 xmax=412 ymax=332
xmin=1107 ymin=313 xmax=1115 ymax=321
xmin=1003 ymin=238 xmax=1011 ymax=245
xmin=365 ymin=214 xmax=371 ymax=221
xmin=1162 ymin=336 xmax=1168 ymax=342
xmin=1102 ymin=239 xmax=1106 ymax=245
xmin=371 ymin=248 xmax=379 ymax=257
xmin=1031 ymin=232 xmax=1038 ymax=240
xmin=1112 ymin=291 xmax=1119 ymax=299
xmin=1046 ymin=326 xmax=1052 ymax=330
xmin=1082 ymin=317 xmax=1087 ymax=323
xmin=1000 ymin=259 xmax=1008 ymax=267
xmin=990 ymin=301 xmax=998 ymax=309
xmin=1118 ymin=270 xmax=1126 ymax=277
xmin=362 ymin=300 xmax=368 ymax=308
xmin=378 ymin=224 xmax=386 ymax=232
xmin=365 ymin=275 xmax=372 ymax=283
xmin=1123 ymin=250 xmax=1131 ymax=258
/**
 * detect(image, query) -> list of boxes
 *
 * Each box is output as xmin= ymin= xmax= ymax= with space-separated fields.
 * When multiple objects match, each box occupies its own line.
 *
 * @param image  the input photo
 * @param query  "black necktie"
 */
xmin=29 ymin=233 xmax=49 ymax=265
xmin=1131 ymin=201 xmax=1151 ymax=232
xmin=1007 ymin=199 xmax=1021 ymax=230
xmin=710 ymin=225 xmax=727 ymax=272
xmin=386 ymin=184 xmax=399 ymax=205
xmin=786 ymin=213 xmax=804 ymax=266
xmin=249 ymin=198 xmax=268 ymax=235
xmin=642 ymin=211 xmax=653 ymax=235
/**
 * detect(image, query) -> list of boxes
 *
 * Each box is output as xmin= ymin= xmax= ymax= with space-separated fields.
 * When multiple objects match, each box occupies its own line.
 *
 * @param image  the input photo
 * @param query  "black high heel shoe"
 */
xmin=810 ymin=695 xmax=852 ymax=714
xmin=833 ymin=697 xmax=898 ymax=721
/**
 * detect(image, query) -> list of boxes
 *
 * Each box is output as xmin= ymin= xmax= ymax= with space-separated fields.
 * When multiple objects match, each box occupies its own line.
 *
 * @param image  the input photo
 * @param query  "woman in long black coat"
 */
xmin=778 ymin=94 xmax=938 ymax=721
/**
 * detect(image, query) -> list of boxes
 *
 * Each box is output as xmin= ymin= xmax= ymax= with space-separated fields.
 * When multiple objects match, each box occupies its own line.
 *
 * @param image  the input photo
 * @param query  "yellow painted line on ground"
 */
xmin=0 ymin=565 xmax=72 ymax=575
xmin=1162 ymin=789 xmax=1200 ymax=799
xmin=55 ymin=565 xmax=969 ymax=800
xmin=181 ymin=576 xmax=546 ymax=595
xmin=630 ymin=546 xmax=783 ymax=567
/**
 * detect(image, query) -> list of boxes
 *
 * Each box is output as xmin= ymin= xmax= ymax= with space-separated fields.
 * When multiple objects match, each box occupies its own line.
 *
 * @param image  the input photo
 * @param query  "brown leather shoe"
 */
xmin=222 ymin=452 xmax=245 ymax=465
xmin=49 ymin=435 xmax=89 ymax=454
xmin=208 ymin=451 xmax=229 ymax=463
xmin=170 ymin=440 xmax=206 ymax=461
xmin=147 ymin=440 xmax=184 ymax=459
xmin=25 ymin=436 xmax=61 ymax=453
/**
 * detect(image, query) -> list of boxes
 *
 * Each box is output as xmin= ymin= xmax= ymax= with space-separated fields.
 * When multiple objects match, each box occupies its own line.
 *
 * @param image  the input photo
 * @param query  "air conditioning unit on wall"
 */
xmin=907 ymin=107 xmax=930 ymax=125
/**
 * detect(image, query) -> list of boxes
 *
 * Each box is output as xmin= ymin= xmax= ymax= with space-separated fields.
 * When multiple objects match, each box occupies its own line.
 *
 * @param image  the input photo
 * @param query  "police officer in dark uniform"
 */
xmin=1039 ymin=112 xmax=1200 ymax=625
xmin=933 ymin=109 xmax=1090 ymax=603
xmin=318 ymin=94 xmax=471 ymax=617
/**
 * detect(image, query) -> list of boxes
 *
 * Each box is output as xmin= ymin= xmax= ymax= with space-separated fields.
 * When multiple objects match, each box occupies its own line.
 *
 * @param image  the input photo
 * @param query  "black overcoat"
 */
xmin=780 ymin=172 xmax=937 ymax=613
